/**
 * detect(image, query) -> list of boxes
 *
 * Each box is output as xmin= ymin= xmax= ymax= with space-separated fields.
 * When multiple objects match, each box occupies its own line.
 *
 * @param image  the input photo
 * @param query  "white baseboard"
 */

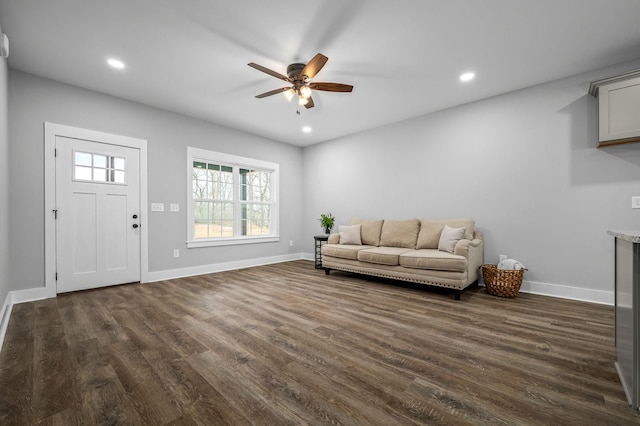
xmin=145 ymin=253 xmax=312 ymax=282
xmin=10 ymin=286 xmax=56 ymax=304
xmin=0 ymin=291 xmax=13 ymax=353
xmin=519 ymin=280 xmax=613 ymax=305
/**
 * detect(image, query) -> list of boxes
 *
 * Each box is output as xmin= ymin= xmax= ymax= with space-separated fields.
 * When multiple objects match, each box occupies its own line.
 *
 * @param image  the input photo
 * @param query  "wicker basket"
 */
xmin=481 ymin=264 xmax=526 ymax=298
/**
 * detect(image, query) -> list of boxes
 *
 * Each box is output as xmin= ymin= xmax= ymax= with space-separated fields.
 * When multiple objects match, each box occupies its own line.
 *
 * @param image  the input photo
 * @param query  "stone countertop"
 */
xmin=608 ymin=230 xmax=640 ymax=243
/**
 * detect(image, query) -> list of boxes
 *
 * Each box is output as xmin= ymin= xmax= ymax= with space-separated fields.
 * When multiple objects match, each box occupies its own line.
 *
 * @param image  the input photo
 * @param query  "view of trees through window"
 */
xmin=240 ymin=168 xmax=271 ymax=237
xmin=192 ymin=161 xmax=272 ymax=239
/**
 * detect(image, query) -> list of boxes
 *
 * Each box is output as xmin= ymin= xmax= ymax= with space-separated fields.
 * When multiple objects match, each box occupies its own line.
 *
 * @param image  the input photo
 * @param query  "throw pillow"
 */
xmin=438 ymin=225 xmax=465 ymax=253
xmin=339 ymin=224 xmax=362 ymax=245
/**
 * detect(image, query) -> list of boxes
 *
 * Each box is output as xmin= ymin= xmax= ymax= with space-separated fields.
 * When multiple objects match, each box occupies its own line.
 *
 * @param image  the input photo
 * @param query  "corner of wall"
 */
xmin=0 ymin=22 xmax=10 ymax=343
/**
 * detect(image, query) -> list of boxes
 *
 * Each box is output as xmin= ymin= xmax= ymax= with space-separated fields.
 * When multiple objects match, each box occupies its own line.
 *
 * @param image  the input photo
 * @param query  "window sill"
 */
xmin=187 ymin=236 xmax=280 ymax=248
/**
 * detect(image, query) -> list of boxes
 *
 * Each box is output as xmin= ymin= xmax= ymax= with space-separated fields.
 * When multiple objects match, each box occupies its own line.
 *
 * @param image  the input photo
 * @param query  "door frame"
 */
xmin=44 ymin=122 xmax=149 ymax=297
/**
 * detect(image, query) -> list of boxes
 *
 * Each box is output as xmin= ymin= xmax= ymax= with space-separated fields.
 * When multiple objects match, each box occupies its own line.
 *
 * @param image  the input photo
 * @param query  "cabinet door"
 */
xmin=598 ymin=76 xmax=640 ymax=146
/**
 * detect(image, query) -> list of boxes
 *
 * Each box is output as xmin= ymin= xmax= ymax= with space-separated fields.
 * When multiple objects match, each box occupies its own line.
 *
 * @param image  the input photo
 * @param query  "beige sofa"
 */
xmin=321 ymin=218 xmax=483 ymax=300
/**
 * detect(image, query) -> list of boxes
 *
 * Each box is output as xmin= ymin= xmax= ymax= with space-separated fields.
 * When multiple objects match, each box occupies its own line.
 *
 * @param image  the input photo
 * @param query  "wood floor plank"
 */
xmin=104 ymin=339 xmax=183 ymax=424
xmin=0 ymin=260 xmax=639 ymax=425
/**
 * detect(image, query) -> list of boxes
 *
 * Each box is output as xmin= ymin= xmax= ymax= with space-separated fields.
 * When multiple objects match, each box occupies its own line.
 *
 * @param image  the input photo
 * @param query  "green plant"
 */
xmin=319 ymin=212 xmax=335 ymax=233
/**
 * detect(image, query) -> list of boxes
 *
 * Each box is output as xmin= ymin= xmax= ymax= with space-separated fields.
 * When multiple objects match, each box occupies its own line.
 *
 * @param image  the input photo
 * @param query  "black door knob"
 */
xmin=132 ymin=224 xmax=139 ymax=228
xmin=132 ymin=214 xmax=138 ymax=219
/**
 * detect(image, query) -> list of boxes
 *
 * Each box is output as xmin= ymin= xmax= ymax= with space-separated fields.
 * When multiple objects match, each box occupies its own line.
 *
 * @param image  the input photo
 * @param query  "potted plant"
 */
xmin=319 ymin=212 xmax=335 ymax=234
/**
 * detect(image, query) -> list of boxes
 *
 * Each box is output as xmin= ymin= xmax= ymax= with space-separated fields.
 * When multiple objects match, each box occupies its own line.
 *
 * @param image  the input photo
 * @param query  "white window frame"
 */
xmin=186 ymin=147 xmax=279 ymax=248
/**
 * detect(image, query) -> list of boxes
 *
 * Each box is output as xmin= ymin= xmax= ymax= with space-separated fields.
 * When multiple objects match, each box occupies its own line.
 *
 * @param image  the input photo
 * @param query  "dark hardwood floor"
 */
xmin=0 ymin=260 xmax=638 ymax=425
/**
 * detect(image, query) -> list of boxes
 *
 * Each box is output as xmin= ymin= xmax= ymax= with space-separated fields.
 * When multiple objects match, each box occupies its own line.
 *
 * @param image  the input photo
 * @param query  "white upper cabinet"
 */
xmin=589 ymin=70 xmax=640 ymax=147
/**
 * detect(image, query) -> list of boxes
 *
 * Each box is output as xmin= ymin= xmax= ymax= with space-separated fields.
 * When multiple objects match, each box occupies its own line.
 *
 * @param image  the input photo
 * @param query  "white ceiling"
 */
xmin=1 ymin=0 xmax=640 ymax=147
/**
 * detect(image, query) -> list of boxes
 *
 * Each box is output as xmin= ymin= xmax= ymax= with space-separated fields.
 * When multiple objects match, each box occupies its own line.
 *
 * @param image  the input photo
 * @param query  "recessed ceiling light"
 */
xmin=460 ymin=72 xmax=475 ymax=82
xmin=107 ymin=58 xmax=125 ymax=69
xmin=302 ymin=126 xmax=312 ymax=133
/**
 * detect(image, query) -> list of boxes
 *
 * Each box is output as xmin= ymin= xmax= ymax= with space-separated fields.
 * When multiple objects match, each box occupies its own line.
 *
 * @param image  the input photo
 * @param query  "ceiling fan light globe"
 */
xmin=299 ymin=85 xmax=312 ymax=99
xmin=298 ymin=96 xmax=309 ymax=106
xmin=283 ymin=88 xmax=295 ymax=102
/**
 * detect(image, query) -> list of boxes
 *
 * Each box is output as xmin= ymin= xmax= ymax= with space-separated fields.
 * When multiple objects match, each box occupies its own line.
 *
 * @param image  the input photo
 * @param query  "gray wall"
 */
xmin=8 ymin=71 xmax=304 ymax=291
xmin=303 ymin=59 xmax=640 ymax=295
xmin=0 ymin=23 xmax=9 ymax=305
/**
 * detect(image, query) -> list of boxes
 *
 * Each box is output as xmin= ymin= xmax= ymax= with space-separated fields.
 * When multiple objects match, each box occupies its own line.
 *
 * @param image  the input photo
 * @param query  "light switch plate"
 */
xmin=170 ymin=203 xmax=180 ymax=212
xmin=633 ymin=196 xmax=640 ymax=209
xmin=151 ymin=203 xmax=164 ymax=212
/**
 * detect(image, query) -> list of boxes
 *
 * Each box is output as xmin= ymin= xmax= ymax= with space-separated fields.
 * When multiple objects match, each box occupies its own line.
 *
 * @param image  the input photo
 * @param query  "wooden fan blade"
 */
xmin=304 ymin=96 xmax=315 ymax=109
xmin=309 ymin=82 xmax=354 ymax=92
xmin=255 ymin=87 xmax=290 ymax=98
xmin=301 ymin=53 xmax=328 ymax=80
xmin=248 ymin=63 xmax=291 ymax=82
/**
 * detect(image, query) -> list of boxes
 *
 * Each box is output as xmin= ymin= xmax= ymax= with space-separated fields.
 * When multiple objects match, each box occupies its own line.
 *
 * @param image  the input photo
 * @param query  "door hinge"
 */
xmin=54 ymin=148 xmax=57 ymax=157
xmin=52 ymin=209 xmax=58 ymax=219
xmin=55 ymin=272 xmax=58 ymax=281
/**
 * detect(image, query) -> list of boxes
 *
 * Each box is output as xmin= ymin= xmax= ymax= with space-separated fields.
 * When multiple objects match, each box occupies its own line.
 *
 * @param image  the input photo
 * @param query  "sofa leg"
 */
xmin=324 ymin=268 xmax=330 ymax=275
xmin=454 ymin=290 xmax=461 ymax=301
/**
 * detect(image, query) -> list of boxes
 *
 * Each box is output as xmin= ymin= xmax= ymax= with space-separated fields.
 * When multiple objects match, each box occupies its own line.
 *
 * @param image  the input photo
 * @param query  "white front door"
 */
xmin=55 ymin=136 xmax=141 ymax=293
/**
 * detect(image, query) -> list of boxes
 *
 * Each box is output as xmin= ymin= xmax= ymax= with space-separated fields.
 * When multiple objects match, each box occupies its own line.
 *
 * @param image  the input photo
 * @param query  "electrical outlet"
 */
xmin=170 ymin=203 xmax=180 ymax=212
xmin=289 ymin=240 xmax=294 ymax=247
xmin=173 ymin=249 xmax=179 ymax=258
xmin=151 ymin=203 xmax=164 ymax=212
xmin=632 ymin=196 xmax=640 ymax=209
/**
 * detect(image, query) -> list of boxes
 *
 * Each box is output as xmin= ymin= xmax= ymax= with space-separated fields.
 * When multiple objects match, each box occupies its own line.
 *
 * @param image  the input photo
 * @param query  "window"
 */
xmin=187 ymin=147 xmax=279 ymax=248
xmin=74 ymin=150 xmax=126 ymax=184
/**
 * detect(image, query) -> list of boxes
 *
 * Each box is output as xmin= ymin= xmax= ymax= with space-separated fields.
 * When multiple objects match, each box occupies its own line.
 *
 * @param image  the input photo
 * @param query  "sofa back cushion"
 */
xmin=350 ymin=218 xmax=384 ymax=246
xmin=379 ymin=218 xmax=420 ymax=249
xmin=416 ymin=218 xmax=475 ymax=249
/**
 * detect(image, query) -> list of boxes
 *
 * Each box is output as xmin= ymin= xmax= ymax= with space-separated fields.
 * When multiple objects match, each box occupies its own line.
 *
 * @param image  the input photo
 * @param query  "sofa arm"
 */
xmin=328 ymin=233 xmax=340 ymax=244
xmin=454 ymin=238 xmax=481 ymax=257
xmin=455 ymin=238 xmax=484 ymax=283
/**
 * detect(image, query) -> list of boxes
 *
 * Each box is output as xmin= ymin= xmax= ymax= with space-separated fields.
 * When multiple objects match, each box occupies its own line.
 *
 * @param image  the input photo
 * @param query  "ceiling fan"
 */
xmin=248 ymin=53 xmax=353 ymax=109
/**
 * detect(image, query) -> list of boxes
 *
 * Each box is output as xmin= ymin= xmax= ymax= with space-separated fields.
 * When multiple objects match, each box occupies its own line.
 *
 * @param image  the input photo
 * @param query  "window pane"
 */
xmin=242 ymin=203 xmax=270 ymax=236
xmin=75 ymin=166 xmax=92 ymax=180
xmin=75 ymin=152 xmax=92 ymax=167
xmin=193 ymin=179 xmax=208 ymax=199
xmin=221 ymin=219 xmax=234 ymax=237
xmin=113 ymin=157 xmax=125 ymax=170
xmin=93 ymin=154 xmax=107 ymax=168
xmin=219 ymin=183 xmax=233 ymax=200
xmin=193 ymin=168 xmax=207 ymax=181
xmin=194 ymin=201 xmax=211 ymax=238
xmin=93 ymin=168 xmax=107 ymax=182
xmin=113 ymin=170 xmax=125 ymax=184
xmin=194 ymin=161 xmax=207 ymax=169
xmin=221 ymin=203 xmax=234 ymax=236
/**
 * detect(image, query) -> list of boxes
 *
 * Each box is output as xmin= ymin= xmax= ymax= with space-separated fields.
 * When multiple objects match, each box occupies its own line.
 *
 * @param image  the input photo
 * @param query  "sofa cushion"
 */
xmin=438 ymin=225 xmax=465 ymax=253
xmin=358 ymin=247 xmax=413 ymax=266
xmin=322 ymin=244 xmax=372 ymax=260
xmin=399 ymin=249 xmax=467 ymax=272
xmin=339 ymin=224 xmax=362 ymax=245
xmin=350 ymin=218 xmax=384 ymax=246
xmin=379 ymin=218 xmax=420 ymax=249
xmin=416 ymin=218 xmax=475 ymax=249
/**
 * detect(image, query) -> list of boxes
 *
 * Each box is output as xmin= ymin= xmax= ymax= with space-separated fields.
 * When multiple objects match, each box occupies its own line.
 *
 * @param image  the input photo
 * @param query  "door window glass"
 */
xmin=73 ymin=151 xmax=126 ymax=184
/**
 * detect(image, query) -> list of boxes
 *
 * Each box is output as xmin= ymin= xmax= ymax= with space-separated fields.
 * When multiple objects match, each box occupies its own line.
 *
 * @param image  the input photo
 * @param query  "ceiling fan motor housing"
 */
xmin=287 ymin=63 xmax=308 ymax=83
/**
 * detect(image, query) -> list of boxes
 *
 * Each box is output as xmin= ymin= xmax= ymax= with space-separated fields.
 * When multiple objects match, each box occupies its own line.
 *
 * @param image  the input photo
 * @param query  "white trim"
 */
xmin=0 ymin=290 xmax=13 ymax=353
xmin=44 ymin=122 xmax=150 ymax=296
xmin=187 ymin=235 xmax=280 ymax=248
xmin=146 ymin=253 xmax=309 ymax=282
xmin=519 ymin=280 xmax=613 ymax=305
xmin=186 ymin=146 xmax=279 ymax=247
